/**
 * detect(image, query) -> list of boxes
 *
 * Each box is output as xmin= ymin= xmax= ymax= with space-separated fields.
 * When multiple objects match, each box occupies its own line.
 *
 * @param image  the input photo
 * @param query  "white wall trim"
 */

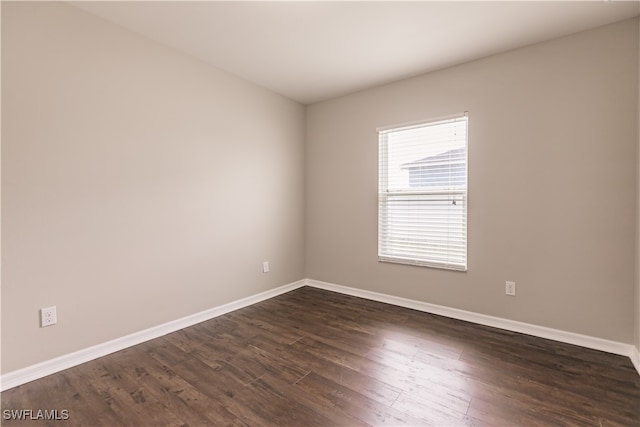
xmin=3 ymin=277 xmax=638 ymax=391
xmin=631 ymin=346 xmax=640 ymax=376
xmin=306 ymin=279 xmax=640 ymax=375
xmin=0 ymin=280 xmax=307 ymax=392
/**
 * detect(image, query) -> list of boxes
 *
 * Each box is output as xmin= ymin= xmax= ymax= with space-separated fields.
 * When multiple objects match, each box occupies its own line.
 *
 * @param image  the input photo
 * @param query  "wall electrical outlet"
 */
xmin=505 ymin=281 xmax=516 ymax=296
xmin=262 ymin=261 xmax=270 ymax=273
xmin=40 ymin=306 xmax=57 ymax=327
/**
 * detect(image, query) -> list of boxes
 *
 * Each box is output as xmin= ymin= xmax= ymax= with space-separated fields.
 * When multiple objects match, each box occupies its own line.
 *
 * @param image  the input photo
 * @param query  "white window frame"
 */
xmin=378 ymin=113 xmax=468 ymax=272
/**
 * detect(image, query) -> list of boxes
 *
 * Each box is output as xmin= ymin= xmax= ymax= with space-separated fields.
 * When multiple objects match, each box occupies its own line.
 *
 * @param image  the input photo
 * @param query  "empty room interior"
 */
xmin=2 ymin=1 xmax=640 ymax=425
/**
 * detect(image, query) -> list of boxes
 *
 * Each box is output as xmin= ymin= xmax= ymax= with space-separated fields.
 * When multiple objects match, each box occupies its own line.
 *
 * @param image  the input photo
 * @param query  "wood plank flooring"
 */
xmin=2 ymin=286 xmax=639 ymax=426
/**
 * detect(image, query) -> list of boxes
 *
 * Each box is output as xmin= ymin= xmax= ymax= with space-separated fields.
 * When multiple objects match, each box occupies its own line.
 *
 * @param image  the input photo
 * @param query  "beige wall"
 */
xmin=306 ymin=18 xmax=639 ymax=343
xmin=1 ymin=2 xmax=305 ymax=373
xmin=636 ymin=16 xmax=640 ymax=352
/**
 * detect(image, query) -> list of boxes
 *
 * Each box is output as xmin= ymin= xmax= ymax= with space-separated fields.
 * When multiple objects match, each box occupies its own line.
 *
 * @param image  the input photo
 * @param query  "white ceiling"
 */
xmin=70 ymin=1 xmax=640 ymax=105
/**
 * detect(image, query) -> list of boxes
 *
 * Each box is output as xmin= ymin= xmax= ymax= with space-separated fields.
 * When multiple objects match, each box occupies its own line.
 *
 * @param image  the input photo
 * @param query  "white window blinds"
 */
xmin=378 ymin=114 xmax=468 ymax=271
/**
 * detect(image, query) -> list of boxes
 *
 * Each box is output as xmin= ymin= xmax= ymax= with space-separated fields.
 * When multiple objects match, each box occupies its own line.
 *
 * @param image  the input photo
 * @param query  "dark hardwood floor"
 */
xmin=2 ymin=286 xmax=639 ymax=426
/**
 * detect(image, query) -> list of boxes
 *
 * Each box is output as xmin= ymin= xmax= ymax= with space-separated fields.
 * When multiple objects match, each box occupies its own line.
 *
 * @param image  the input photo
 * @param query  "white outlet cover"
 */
xmin=505 ymin=281 xmax=516 ymax=296
xmin=262 ymin=261 xmax=270 ymax=273
xmin=41 ymin=306 xmax=57 ymax=327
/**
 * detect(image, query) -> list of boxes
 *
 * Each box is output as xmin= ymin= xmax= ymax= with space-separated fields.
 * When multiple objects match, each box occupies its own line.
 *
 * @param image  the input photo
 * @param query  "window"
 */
xmin=378 ymin=114 xmax=468 ymax=271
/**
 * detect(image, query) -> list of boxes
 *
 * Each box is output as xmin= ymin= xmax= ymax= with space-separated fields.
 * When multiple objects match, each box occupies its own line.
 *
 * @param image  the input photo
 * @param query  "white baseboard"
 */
xmin=3 ymin=277 xmax=638 ymax=391
xmin=0 ymin=280 xmax=307 ymax=392
xmin=305 ymin=279 xmax=640 ymax=375
xmin=631 ymin=346 xmax=640 ymax=376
